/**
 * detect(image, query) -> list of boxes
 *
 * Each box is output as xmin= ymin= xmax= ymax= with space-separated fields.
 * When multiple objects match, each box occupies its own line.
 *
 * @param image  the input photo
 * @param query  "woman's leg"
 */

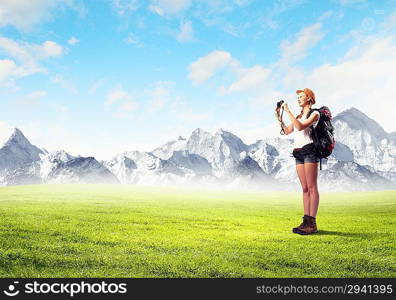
xmin=296 ymin=164 xmax=310 ymax=215
xmin=304 ymin=162 xmax=319 ymax=217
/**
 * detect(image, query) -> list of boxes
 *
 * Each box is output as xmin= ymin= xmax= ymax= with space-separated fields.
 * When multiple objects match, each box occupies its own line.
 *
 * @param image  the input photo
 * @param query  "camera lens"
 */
xmin=277 ymin=100 xmax=284 ymax=109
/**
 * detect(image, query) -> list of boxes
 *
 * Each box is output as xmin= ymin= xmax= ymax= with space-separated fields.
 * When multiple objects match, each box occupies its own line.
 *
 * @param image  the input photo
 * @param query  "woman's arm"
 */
xmin=283 ymin=123 xmax=294 ymax=135
xmin=281 ymin=104 xmax=319 ymax=131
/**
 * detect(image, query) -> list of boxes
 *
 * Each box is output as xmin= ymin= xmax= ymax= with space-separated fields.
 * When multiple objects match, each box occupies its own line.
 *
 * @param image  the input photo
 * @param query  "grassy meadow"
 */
xmin=0 ymin=184 xmax=395 ymax=278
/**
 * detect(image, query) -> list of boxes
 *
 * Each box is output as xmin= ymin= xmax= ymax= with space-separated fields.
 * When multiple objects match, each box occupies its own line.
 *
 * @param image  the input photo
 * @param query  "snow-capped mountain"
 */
xmin=185 ymin=128 xmax=248 ymax=178
xmin=248 ymin=138 xmax=295 ymax=182
xmin=333 ymin=107 xmax=396 ymax=183
xmin=318 ymin=161 xmax=394 ymax=191
xmin=104 ymin=150 xmax=185 ymax=185
xmin=152 ymin=136 xmax=187 ymax=159
xmin=167 ymin=150 xmax=212 ymax=176
xmin=103 ymin=154 xmax=137 ymax=184
xmin=40 ymin=150 xmax=76 ymax=180
xmin=0 ymin=128 xmax=44 ymax=172
xmin=0 ymin=107 xmax=395 ymax=191
xmin=0 ymin=148 xmax=120 ymax=185
xmin=1 ymin=162 xmax=42 ymax=186
xmin=47 ymin=156 xmax=119 ymax=184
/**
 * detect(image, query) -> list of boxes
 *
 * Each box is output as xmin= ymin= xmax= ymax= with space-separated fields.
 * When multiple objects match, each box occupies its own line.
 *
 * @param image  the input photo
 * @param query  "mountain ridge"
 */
xmin=0 ymin=107 xmax=395 ymax=191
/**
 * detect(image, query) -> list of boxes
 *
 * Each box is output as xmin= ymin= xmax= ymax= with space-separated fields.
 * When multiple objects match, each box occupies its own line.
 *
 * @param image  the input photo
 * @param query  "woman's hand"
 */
xmin=281 ymin=102 xmax=290 ymax=112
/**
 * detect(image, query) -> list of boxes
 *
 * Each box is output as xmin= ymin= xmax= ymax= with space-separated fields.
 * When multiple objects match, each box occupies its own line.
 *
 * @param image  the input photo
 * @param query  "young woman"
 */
xmin=275 ymin=88 xmax=320 ymax=235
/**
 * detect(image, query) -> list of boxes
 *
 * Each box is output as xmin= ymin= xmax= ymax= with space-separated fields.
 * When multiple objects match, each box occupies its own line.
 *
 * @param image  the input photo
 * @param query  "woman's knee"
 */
xmin=302 ymin=186 xmax=309 ymax=193
xmin=308 ymin=184 xmax=318 ymax=194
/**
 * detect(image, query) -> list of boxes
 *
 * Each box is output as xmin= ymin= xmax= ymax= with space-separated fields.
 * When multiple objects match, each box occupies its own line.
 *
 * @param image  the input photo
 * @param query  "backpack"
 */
xmin=307 ymin=106 xmax=335 ymax=169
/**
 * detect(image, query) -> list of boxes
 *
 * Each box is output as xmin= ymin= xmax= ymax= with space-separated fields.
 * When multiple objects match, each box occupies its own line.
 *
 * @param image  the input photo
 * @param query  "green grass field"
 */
xmin=0 ymin=184 xmax=395 ymax=278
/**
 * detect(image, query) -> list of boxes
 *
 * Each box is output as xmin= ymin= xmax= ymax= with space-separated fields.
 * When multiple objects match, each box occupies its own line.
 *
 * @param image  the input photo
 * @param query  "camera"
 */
xmin=276 ymin=100 xmax=285 ymax=109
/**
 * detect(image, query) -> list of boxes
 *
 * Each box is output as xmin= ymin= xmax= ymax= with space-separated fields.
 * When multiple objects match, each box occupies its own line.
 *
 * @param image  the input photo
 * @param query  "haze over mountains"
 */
xmin=0 ymin=107 xmax=395 ymax=191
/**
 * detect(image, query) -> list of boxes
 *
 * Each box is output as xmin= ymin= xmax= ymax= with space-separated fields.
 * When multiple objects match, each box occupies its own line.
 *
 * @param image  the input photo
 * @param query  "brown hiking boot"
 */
xmin=292 ymin=215 xmax=309 ymax=233
xmin=296 ymin=216 xmax=318 ymax=235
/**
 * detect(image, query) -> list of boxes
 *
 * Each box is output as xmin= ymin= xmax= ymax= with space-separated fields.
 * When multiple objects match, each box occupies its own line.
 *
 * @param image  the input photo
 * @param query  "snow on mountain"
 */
xmin=39 ymin=150 xmax=76 ymax=180
xmin=230 ymin=152 xmax=279 ymax=189
xmin=186 ymin=128 xmax=248 ymax=178
xmin=1 ymin=107 xmax=395 ymax=191
xmin=0 ymin=162 xmax=42 ymax=186
xmin=318 ymin=161 xmax=394 ymax=191
xmin=0 ymin=128 xmax=44 ymax=172
xmin=122 ymin=151 xmax=183 ymax=176
xmin=389 ymin=132 xmax=396 ymax=143
xmin=249 ymin=137 xmax=296 ymax=183
xmin=105 ymin=150 xmax=186 ymax=185
xmin=333 ymin=107 xmax=396 ymax=175
xmin=152 ymin=136 xmax=187 ymax=159
xmin=104 ymin=154 xmax=137 ymax=184
xmin=167 ymin=150 xmax=212 ymax=176
xmin=248 ymin=141 xmax=279 ymax=174
xmin=247 ymin=128 xmax=394 ymax=191
xmin=47 ymin=156 xmax=119 ymax=184
xmin=107 ymin=129 xmax=275 ymax=187
xmin=330 ymin=141 xmax=354 ymax=162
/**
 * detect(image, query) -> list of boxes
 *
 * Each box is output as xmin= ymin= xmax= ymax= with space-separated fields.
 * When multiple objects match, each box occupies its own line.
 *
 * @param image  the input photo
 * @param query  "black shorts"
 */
xmin=292 ymin=143 xmax=320 ymax=165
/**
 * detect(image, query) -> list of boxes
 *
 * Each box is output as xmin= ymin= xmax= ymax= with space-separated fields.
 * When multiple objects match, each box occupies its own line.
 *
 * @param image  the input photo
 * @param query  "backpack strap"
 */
xmin=306 ymin=107 xmax=319 ymax=119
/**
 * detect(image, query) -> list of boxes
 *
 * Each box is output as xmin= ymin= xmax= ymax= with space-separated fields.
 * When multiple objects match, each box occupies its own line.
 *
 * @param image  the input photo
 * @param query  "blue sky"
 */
xmin=0 ymin=0 xmax=395 ymax=159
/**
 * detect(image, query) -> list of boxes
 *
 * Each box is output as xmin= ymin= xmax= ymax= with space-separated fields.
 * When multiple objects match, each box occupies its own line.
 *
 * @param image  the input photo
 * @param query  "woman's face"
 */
xmin=297 ymin=92 xmax=310 ymax=107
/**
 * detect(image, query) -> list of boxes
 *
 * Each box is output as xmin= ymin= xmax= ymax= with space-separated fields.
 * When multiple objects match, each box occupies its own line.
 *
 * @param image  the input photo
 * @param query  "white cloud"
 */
xmin=68 ymin=36 xmax=79 ymax=45
xmin=0 ymin=59 xmax=25 ymax=81
xmin=333 ymin=0 xmax=367 ymax=5
xmin=177 ymin=20 xmax=195 ymax=43
xmin=106 ymin=88 xmax=138 ymax=118
xmin=234 ymin=0 xmax=253 ymax=6
xmin=0 ymin=0 xmax=83 ymax=31
xmin=147 ymin=82 xmax=172 ymax=113
xmin=0 ymin=37 xmax=44 ymax=72
xmin=259 ymin=0 xmax=306 ymax=30
xmin=279 ymin=23 xmax=325 ymax=66
xmin=0 ymin=0 xmax=55 ymax=30
xmin=42 ymin=41 xmax=63 ymax=56
xmin=123 ymin=33 xmax=144 ymax=47
xmin=380 ymin=11 xmax=396 ymax=32
xmin=119 ymin=101 xmax=137 ymax=111
xmin=51 ymin=75 xmax=78 ymax=95
xmin=0 ymin=36 xmax=64 ymax=82
xmin=189 ymin=51 xmax=270 ymax=94
xmin=231 ymin=122 xmax=285 ymax=144
xmin=106 ymin=89 xmax=130 ymax=105
xmin=223 ymin=65 xmax=271 ymax=94
xmin=114 ymin=100 xmax=138 ymax=119
xmin=48 ymin=102 xmax=70 ymax=114
xmin=178 ymin=108 xmax=211 ymax=121
xmin=88 ymin=77 xmax=109 ymax=95
xmin=111 ymin=0 xmax=139 ymax=15
xmin=0 ymin=121 xmax=14 ymax=146
xmin=281 ymin=66 xmax=305 ymax=89
xmin=188 ymin=50 xmax=233 ymax=84
xmin=115 ymin=101 xmax=138 ymax=118
xmin=279 ymin=36 xmax=396 ymax=132
xmin=59 ymin=105 xmax=69 ymax=113
xmin=222 ymin=23 xmax=241 ymax=37
xmin=149 ymin=0 xmax=192 ymax=17
xmin=148 ymin=97 xmax=166 ymax=113
xmin=27 ymin=90 xmax=47 ymax=100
